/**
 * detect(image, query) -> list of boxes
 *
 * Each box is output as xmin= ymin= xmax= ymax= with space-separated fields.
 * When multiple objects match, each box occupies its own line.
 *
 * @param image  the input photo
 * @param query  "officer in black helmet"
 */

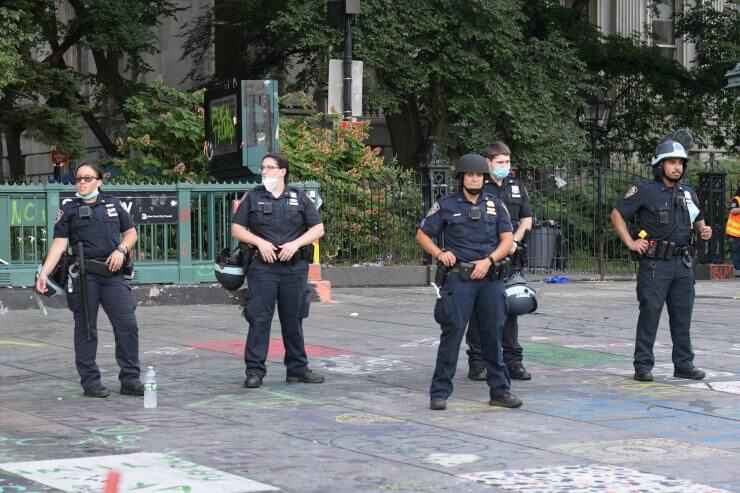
xmin=466 ymin=142 xmax=534 ymax=382
xmin=35 ymin=163 xmax=143 ymax=398
xmin=417 ymin=153 xmax=522 ymax=410
xmin=610 ymin=138 xmax=712 ymax=382
xmin=231 ymin=153 xmax=325 ymax=389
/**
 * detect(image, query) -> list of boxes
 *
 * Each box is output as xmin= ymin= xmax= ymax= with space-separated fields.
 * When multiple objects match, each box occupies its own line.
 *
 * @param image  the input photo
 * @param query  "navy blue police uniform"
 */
xmin=466 ymin=176 xmax=534 ymax=374
xmin=232 ymin=185 xmax=322 ymax=380
xmin=421 ymin=191 xmax=513 ymax=399
xmin=615 ymin=179 xmax=701 ymax=374
xmin=54 ymin=195 xmax=141 ymax=391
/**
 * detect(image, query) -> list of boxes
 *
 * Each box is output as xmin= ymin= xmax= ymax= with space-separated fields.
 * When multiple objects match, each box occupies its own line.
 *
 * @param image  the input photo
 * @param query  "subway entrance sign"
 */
xmin=204 ymin=80 xmax=279 ymax=180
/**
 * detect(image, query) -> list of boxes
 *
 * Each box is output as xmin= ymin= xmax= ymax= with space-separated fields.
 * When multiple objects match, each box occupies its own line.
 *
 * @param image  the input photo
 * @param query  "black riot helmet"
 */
xmin=504 ymin=273 xmax=537 ymax=316
xmin=35 ymin=264 xmax=65 ymax=297
xmin=455 ymin=153 xmax=489 ymax=177
xmin=214 ymin=248 xmax=245 ymax=291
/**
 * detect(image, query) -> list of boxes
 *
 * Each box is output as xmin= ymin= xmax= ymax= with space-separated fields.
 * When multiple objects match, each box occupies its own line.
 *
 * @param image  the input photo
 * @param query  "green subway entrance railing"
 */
xmin=0 ymin=181 xmax=320 ymax=287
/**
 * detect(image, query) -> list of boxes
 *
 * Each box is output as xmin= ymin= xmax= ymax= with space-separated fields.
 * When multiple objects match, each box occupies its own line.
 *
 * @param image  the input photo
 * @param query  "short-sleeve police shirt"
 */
xmin=53 ymin=195 xmax=135 ymax=258
xmin=420 ymin=192 xmax=513 ymax=263
xmin=232 ymin=185 xmax=322 ymax=246
xmin=615 ymin=180 xmax=702 ymax=246
xmin=483 ymin=177 xmax=533 ymax=226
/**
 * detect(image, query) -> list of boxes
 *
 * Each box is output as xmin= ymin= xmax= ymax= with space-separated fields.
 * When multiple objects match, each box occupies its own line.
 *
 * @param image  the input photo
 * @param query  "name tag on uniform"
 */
xmin=453 ymin=213 xmax=461 ymax=217
xmin=510 ymin=185 xmax=521 ymax=198
xmin=486 ymin=200 xmax=496 ymax=216
xmin=104 ymin=203 xmax=118 ymax=217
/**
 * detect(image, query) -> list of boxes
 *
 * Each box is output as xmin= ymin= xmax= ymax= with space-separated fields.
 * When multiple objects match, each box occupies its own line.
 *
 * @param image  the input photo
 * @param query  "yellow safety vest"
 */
xmin=727 ymin=196 xmax=740 ymax=238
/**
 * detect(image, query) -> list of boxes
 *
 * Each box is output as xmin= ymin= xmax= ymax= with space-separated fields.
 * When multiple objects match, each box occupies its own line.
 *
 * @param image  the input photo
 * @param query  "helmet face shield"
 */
xmin=505 ymin=281 xmax=537 ymax=316
xmin=651 ymin=140 xmax=688 ymax=168
xmin=214 ymin=248 xmax=246 ymax=291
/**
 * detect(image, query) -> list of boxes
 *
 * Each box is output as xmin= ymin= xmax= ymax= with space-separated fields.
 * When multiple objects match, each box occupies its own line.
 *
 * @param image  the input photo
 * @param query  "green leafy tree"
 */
xmin=0 ymin=0 xmax=179 ymax=181
xmin=279 ymin=99 xmax=422 ymax=263
xmin=0 ymin=1 xmax=83 ymax=182
xmin=100 ymin=80 xmax=207 ymax=183
xmin=184 ymin=0 xmax=592 ymax=169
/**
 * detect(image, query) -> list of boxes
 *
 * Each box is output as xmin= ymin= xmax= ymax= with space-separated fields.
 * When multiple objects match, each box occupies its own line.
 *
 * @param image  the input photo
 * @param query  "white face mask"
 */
xmin=262 ymin=176 xmax=280 ymax=193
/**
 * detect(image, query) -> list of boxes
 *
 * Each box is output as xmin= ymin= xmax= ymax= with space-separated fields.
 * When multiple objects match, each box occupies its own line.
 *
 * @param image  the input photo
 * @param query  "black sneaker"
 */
xmin=467 ymin=366 xmax=487 ymax=381
xmin=674 ymin=367 xmax=705 ymax=380
xmin=286 ymin=370 xmax=325 ymax=384
xmin=84 ymin=386 xmax=111 ymax=398
xmin=120 ymin=381 xmax=145 ymax=396
xmin=508 ymin=365 xmax=532 ymax=381
xmin=634 ymin=370 xmax=654 ymax=382
xmin=244 ymin=374 xmax=263 ymax=388
xmin=430 ymin=397 xmax=447 ymax=410
xmin=489 ymin=392 xmax=523 ymax=408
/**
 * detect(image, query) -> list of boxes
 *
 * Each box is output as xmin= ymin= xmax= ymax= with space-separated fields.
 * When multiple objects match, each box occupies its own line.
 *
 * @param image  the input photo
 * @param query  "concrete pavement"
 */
xmin=0 ymin=280 xmax=738 ymax=492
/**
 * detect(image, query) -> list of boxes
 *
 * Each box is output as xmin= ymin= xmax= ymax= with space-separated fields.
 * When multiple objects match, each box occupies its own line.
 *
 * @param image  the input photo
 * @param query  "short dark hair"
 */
xmin=485 ymin=142 xmax=511 ymax=160
xmin=262 ymin=153 xmax=289 ymax=180
xmin=74 ymin=163 xmax=102 ymax=179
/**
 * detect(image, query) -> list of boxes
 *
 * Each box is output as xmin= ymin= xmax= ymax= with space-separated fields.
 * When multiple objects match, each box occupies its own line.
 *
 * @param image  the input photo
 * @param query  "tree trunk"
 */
xmin=78 ymin=97 xmax=119 ymax=156
xmin=427 ymin=75 xmax=450 ymax=156
xmin=5 ymin=124 xmax=25 ymax=183
xmin=385 ymin=95 xmax=426 ymax=170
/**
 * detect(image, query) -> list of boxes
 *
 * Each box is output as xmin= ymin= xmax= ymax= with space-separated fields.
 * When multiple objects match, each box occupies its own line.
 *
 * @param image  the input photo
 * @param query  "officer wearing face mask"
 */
xmin=610 ymin=138 xmax=712 ymax=383
xmin=466 ymin=142 xmax=534 ymax=382
xmin=35 ymin=163 xmax=143 ymax=398
xmin=417 ymin=153 xmax=522 ymax=411
xmin=231 ymin=153 xmax=326 ymax=389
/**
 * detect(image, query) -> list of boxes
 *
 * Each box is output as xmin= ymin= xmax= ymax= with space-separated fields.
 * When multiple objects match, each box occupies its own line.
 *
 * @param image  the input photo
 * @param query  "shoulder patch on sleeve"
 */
xmin=425 ymin=202 xmax=441 ymax=217
xmin=624 ymin=185 xmax=639 ymax=198
xmin=54 ymin=209 xmax=64 ymax=225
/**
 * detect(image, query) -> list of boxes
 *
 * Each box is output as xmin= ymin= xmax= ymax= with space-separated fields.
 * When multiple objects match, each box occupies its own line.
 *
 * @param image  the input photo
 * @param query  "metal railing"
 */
xmin=0 ymin=181 xmax=319 ymax=287
xmin=319 ymin=174 xmax=427 ymax=265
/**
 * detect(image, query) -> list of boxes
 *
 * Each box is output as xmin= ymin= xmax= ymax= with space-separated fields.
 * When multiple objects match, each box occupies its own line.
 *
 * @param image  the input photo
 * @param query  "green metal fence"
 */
xmin=0 ymin=181 xmax=319 ymax=287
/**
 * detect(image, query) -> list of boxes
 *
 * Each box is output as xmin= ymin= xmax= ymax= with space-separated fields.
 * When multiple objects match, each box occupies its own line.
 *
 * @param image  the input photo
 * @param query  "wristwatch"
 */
xmin=115 ymin=246 xmax=127 ymax=255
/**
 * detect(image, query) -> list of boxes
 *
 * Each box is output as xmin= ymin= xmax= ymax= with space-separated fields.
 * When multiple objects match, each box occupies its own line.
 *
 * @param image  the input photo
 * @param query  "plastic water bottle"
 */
xmin=144 ymin=366 xmax=157 ymax=408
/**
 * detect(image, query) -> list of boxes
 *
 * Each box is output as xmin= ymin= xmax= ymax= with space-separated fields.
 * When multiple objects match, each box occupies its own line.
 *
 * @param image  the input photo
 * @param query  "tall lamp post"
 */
xmin=581 ymin=94 xmax=610 ymax=280
xmin=327 ymin=0 xmax=361 ymax=121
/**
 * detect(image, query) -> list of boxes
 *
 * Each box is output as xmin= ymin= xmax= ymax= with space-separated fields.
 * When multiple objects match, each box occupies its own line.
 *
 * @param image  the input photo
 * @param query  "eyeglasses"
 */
xmin=259 ymin=165 xmax=281 ymax=173
xmin=75 ymin=175 xmax=99 ymax=184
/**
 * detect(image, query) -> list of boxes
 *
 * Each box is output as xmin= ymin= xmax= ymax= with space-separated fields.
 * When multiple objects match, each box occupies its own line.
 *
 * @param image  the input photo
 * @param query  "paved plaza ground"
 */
xmin=0 ymin=280 xmax=738 ymax=492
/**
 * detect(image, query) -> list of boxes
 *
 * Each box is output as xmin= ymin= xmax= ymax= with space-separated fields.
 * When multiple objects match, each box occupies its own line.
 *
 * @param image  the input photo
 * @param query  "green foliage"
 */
xmin=278 ymin=102 xmax=423 ymax=263
xmin=100 ymin=80 xmax=208 ymax=183
xmin=186 ymin=0 xmax=592 ymax=168
xmin=0 ymin=6 xmax=38 ymax=98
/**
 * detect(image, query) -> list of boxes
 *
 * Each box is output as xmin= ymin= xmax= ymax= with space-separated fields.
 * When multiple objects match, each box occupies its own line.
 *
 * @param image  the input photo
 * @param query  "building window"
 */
xmin=653 ymin=0 xmax=677 ymax=59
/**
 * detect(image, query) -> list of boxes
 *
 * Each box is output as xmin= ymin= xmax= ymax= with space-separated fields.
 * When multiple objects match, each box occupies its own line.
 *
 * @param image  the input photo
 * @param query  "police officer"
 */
xmin=231 ymin=153 xmax=325 ymax=388
xmin=610 ymin=139 xmax=712 ymax=382
xmin=35 ymin=163 xmax=143 ymax=398
xmin=466 ymin=142 xmax=534 ymax=381
xmin=417 ymin=153 xmax=523 ymax=410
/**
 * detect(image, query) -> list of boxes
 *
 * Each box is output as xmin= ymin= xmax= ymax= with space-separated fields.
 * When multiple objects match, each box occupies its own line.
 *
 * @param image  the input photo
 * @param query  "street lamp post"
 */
xmin=328 ymin=0 xmax=361 ymax=121
xmin=582 ymin=94 xmax=609 ymax=280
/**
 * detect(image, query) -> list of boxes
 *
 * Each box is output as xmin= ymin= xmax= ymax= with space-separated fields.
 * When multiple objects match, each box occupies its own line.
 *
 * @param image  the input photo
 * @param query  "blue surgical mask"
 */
xmin=75 ymin=189 xmax=99 ymax=200
xmin=492 ymin=167 xmax=510 ymax=180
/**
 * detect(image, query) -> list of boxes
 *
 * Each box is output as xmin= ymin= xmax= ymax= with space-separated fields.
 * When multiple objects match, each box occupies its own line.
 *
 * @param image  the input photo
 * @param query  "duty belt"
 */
xmin=446 ymin=258 xmax=510 ymax=281
xmin=641 ymin=240 xmax=692 ymax=260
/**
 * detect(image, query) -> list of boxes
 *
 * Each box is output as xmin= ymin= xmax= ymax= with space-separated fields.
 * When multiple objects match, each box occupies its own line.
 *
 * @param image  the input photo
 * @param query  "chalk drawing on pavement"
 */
xmin=546 ymin=437 xmax=732 ymax=464
xmin=0 ymin=452 xmax=279 ymax=492
xmin=458 ymin=464 xmax=729 ymax=492
xmin=686 ymin=380 xmax=740 ymax=395
xmin=424 ymin=453 xmax=481 ymax=468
